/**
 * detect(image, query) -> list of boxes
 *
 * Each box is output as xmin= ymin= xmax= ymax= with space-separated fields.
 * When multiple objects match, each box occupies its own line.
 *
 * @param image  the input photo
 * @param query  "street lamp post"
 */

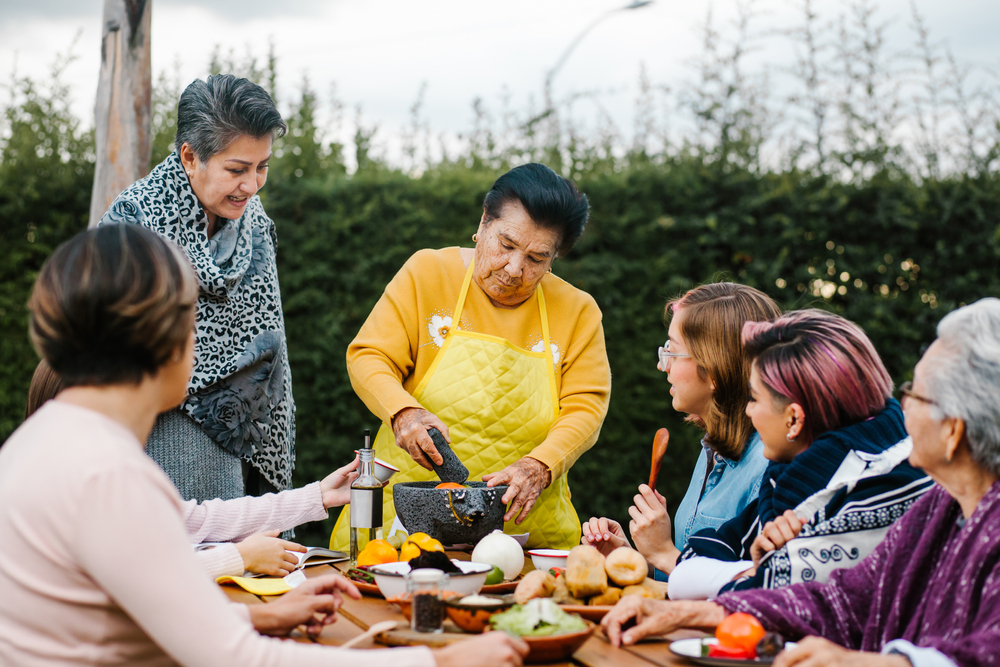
xmin=543 ymin=1 xmax=653 ymax=114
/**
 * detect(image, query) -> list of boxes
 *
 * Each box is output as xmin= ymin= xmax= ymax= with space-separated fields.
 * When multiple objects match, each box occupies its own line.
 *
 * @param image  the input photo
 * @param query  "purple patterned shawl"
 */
xmin=717 ymin=481 xmax=1000 ymax=666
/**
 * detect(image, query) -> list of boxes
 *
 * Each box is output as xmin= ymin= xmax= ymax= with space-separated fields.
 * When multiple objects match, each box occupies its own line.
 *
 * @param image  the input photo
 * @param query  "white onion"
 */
xmin=471 ymin=529 xmax=525 ymax=581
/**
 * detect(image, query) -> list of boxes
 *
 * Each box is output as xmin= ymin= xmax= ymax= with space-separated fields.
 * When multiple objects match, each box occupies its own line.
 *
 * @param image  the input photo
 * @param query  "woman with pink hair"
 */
xmin=666 ymin=309 xmax=931 ymax=600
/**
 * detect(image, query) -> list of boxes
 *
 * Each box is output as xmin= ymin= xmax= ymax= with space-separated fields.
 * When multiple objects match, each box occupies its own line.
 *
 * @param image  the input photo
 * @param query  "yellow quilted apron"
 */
xmin=332 ymin=259 xmax=581 ymax=550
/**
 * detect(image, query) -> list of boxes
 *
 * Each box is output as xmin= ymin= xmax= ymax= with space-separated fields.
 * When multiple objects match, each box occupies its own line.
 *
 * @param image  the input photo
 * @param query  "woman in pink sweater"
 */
xmin=26 ymin=358 xmax=361 ymax=580
xmin=0 ymin=223 xmax=526 ymax=667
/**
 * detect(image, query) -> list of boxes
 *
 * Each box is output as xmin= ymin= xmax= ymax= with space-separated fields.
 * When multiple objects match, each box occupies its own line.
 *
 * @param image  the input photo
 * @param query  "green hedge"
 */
xmin=262 ymin=160 xmax=1000 ymax=545
xmin=3 ymin=99 xmax=999 ymax=548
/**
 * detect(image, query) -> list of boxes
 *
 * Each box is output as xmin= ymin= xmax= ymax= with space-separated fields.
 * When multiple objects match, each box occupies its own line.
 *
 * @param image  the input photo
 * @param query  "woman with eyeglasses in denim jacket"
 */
xmin=583 ymin=283 xmax=778 ymax=578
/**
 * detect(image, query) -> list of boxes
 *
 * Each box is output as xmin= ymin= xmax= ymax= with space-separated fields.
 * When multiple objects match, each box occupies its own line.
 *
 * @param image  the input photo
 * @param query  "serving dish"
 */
xmin=515 ymin=620 xmax=596 ymax=663
xmin=369 ymin=559 xmax=493 ymax=598
xmin=669 ymin=637 xmax=797 ymax=666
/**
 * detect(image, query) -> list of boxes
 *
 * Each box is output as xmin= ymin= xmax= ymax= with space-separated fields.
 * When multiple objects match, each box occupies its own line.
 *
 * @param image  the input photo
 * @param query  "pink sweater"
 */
xmin=186 ymin=482 xmax=329 ymax=578
xmin=0 ymin=402 xmax=434 ymax=667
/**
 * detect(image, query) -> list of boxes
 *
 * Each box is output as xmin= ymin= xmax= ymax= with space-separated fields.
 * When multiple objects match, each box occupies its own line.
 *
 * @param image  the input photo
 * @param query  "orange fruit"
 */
xmin=357 ymin=539 xmax=399 ymax=567
xmin=407 ymin=533 xmax=444 ymax=552
xmin=435 ymin=482 xmax=467 ymax=489
xmin=715 ymin=612 xmax=766 ymax=653
xmin=399 ymin=533 xmax=444 ymax=561
xmin=399 ymin=542 xmax=422 ymax=562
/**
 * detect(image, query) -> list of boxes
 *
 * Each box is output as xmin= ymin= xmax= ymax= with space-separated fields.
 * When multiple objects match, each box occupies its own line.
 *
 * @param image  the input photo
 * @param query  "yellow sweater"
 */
xmin=346 ymin=247 xmax=611 ymax=479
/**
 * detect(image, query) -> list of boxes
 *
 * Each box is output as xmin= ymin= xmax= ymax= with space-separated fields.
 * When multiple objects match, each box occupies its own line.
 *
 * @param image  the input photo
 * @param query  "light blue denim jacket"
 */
xmin=672 ymin=432 xmax=768 ymax=552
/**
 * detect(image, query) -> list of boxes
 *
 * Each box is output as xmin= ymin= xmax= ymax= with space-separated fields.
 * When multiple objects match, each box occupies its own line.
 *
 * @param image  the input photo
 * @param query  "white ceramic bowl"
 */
xmin=528 ymin=549 xmax=570 ymax=572
xmin=373 ymin=458 xmax=399 ymax=484
xmin=369 ymin=560 xmax=493 ymax=599
xmin=354 ymin=451 xmax=399 ymax=484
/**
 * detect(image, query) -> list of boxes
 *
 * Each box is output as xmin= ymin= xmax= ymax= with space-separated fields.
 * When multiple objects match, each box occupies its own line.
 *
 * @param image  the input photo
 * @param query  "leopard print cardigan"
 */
xmin=99 ymin=151 xmax=294 ymax=491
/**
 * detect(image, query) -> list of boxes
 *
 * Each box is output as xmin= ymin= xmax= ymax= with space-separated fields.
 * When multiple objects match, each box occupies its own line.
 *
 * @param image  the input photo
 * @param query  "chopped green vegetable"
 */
xmin=489 ymin=599 xmax=588 ymax=637
xmin=346 ymin=568 xmax=375 ymax=584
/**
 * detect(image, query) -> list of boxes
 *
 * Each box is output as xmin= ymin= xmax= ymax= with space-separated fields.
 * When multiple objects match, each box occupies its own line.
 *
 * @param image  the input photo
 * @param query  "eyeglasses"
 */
xmin=657 ymin=340 xmax=691 ymax=370
xmin=899 ymin=381 xmax=937 ymax=408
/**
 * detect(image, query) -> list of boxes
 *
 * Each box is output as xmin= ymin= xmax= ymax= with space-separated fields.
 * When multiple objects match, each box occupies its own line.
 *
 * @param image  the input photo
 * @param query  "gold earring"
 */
xmin=472 ymin=233 xmax=478 ymax=242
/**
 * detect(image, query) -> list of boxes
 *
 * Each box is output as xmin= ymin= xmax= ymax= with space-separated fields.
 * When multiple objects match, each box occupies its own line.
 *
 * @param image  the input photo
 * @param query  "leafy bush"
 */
xmin=0 ymin=59 xmax=93 ymax=439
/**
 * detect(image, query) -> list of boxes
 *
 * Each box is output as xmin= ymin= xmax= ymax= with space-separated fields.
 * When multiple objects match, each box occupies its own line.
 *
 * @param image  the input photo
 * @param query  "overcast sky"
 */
xmin=1 ymin=0 xmax=998 ymax=162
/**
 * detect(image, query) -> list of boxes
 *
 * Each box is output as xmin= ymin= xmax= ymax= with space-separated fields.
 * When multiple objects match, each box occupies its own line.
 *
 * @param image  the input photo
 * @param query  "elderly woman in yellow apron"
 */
xmin=331 ymin=164 xmax=611 ymax=550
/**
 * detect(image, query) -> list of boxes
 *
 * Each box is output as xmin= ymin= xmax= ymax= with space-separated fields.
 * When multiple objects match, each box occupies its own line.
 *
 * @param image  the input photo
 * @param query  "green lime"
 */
xmin=484 ymin=565 xmax=504 ymax=585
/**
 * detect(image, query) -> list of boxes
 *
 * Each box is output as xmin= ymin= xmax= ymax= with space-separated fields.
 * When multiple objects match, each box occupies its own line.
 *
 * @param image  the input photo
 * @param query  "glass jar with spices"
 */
xmin=406 ymin=568 xmax=448 ymax=633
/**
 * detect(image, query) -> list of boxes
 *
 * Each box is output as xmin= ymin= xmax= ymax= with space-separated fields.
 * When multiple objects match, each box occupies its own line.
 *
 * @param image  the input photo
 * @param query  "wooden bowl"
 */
xmin=519 ymin=621 xmax=596 ymax=663
xmin=444 ymin=595 xmax=514 ymax=633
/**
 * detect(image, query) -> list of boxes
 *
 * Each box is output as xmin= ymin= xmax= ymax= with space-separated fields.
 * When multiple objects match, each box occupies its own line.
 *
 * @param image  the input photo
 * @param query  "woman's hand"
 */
xmin=483 ymin=457 xmax=552 ymax=524
xmin=391 ymin=407 xmax=451 ymax=470
xmin=751 ymin=510 xmax=803 ymax=568
xmin=582 ymin=516 xmax=631 ymax=556
xmin=236 ymin=531 xmax=306 ymax=577
xmin=320 ymin=455 xmax=360 ymax=508
xmin=249 ymin=574 xmax=360 ymax=638
xmin=601 ymin=596 xmax=727 ymax=647
xmin=433 ymin=631 xmax=529 ymax=667
xmin=773 ymin=637 xmax=910 ymax=667
xmin=629 ymin=484 xmax=681 ymax=574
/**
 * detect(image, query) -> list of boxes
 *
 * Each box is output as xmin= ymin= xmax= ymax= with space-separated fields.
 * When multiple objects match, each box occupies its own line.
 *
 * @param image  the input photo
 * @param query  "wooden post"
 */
xmin=88 ymin=0 xmax=152 ymax=228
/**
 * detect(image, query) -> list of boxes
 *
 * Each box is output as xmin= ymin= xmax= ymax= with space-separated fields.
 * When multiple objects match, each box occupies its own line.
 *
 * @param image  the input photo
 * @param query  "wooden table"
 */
xmin=218 ymin=557 xmax=702 ymax=666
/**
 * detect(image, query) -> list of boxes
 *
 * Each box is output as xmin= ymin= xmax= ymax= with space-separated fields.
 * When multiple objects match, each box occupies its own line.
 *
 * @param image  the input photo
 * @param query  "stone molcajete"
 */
xmin=393 ymin=481 xmax=509 ymax=545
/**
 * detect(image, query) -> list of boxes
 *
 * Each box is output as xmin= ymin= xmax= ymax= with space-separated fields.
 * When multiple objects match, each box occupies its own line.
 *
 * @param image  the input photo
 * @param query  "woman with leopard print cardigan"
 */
xmin=99 ymin=74 xmax=294 ymax=502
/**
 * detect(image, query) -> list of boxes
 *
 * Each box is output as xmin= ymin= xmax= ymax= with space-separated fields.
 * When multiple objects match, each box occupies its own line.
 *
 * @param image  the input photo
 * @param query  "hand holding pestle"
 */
xmin=427 ymin=427 xmax=469 ymax=484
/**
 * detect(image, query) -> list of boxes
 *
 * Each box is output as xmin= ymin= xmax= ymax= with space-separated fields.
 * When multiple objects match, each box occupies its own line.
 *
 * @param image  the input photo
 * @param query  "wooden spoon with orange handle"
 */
xmin=648 ymin=427 xmax=670 ymax=490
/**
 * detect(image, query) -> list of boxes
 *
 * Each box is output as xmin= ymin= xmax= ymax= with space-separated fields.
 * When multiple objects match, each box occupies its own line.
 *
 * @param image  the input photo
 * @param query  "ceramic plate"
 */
xmin=556 ymin=604 xmax=614 ymax=622
xmin=351 ymin=580 xmax=383 ymax=596
xmin=481 ymin=579 xmax=520 ymax=594
xmin=669 ymin=637 xmax=796 ymax=666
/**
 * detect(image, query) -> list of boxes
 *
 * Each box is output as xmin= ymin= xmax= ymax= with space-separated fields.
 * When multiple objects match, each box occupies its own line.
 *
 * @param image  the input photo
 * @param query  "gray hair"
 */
xmin=174 ymin=74 xmax=287 ymax=162
xmin=925 ymin=297 xmax=1000 ymax=475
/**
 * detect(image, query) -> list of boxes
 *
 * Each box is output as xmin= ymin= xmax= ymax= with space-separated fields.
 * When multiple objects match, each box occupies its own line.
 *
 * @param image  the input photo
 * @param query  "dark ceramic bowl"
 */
xmin=393 ymin=481 xmax=508 ymax=545
xmin=445 ymin=594 xmax=515 ymax=633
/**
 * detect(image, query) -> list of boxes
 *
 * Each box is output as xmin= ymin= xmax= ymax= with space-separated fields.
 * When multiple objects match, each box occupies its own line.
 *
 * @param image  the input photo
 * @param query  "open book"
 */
xmin=196 ymin=544 xmax=348 ymax=576
xmin=288 ymin=546 xmax=349 ymax=570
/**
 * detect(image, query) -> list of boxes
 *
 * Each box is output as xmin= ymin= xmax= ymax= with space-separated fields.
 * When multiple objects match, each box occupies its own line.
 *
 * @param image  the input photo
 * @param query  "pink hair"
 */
xmin=741 ymin=310 xmax=892 ymax=444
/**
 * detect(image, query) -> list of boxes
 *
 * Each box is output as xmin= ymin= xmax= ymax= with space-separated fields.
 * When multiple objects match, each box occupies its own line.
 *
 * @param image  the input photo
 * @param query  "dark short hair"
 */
xmin=175 ymin=74 xmax=287 ymax=162
xmin=28 ymin=224 xmax=198 ymax=388
xmin=482 ymin=163 xmax=590 ymax=257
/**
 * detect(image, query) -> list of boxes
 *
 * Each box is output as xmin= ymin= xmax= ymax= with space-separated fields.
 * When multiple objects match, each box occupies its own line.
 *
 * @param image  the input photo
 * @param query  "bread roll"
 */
xmin=513 ymin=569 xmax=556 ymax=604
xmin=604 ymin=547 xmax=648 ymax=586
xmin=565 ymin=545 xmax=608 ymax=598
xmin=621 ymin=577 xmax=666 ymax=600
xmin=552 ymin=575 xmax=584 ymax=605
xmin=588 ymin=586 xmax=622 ymax=606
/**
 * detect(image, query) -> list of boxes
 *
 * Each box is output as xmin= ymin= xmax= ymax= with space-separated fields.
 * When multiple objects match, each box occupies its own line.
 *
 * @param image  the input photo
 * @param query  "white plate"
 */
xmin=669 ymin=637 xmax=796 ymax=666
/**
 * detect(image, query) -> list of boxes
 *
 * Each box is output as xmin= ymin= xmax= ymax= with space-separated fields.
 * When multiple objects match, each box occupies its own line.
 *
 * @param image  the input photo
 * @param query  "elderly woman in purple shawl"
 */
xmin=601 ymin=298 xmax=1000 ymax=667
